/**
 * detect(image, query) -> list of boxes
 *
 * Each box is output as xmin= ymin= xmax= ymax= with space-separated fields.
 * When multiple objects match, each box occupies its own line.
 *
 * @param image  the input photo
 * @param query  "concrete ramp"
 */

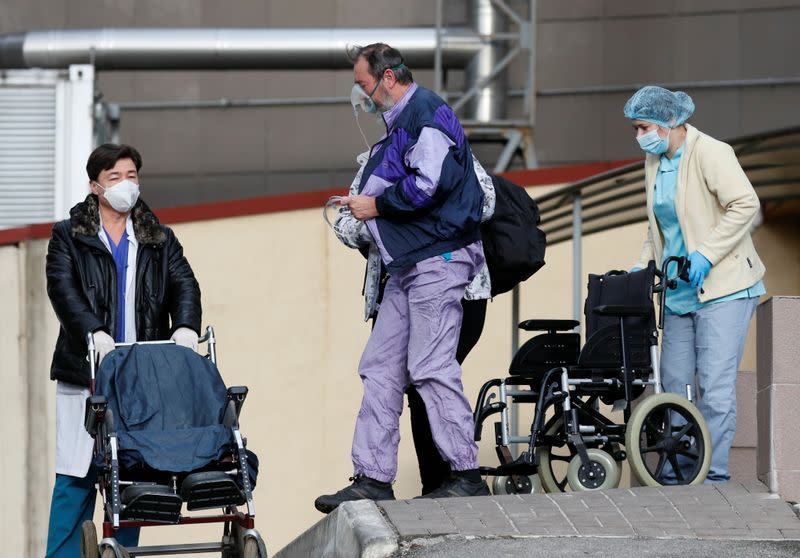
xmin=275 ymin=482 xmax=800 ymax=558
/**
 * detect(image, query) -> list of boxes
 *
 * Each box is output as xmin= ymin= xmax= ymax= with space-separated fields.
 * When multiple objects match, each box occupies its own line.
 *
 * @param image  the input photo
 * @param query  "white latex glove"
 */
xmin=171 ymin=327 xmax=199 ymax=353
xmin=92 ymin=330 xmax=116 ymax=364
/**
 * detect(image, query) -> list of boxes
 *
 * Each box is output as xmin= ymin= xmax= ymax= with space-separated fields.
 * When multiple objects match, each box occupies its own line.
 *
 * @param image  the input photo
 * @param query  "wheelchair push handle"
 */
xmin=656 ymin=256 xmax=705 ymax=294
xmin=655 ymin=256 xmax=706 ymax=330
xmin=86 ymin=325 xmax=218 ymax=392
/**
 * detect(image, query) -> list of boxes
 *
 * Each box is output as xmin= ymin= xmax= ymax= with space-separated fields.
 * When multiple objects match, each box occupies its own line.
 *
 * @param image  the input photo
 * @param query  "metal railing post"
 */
xmin=572 ymin=192 xmax=582 ymax=331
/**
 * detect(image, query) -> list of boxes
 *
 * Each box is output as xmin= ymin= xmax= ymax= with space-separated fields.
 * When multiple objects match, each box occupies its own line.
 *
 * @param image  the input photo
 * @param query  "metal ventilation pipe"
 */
xmin=464 ymin=0 xmax=507 ymax=122
xmin=0 ymin=28 xmax=482 ymax=70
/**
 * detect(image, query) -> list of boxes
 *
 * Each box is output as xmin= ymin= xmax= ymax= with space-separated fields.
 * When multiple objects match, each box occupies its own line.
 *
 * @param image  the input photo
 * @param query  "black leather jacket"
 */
xmin=46 ymin=195 xmax=202 ymax=387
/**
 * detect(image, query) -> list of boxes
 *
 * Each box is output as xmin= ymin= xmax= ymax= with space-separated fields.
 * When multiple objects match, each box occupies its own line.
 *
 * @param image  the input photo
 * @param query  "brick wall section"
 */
xmin=757 ymin=296 xmax=800 ymax=502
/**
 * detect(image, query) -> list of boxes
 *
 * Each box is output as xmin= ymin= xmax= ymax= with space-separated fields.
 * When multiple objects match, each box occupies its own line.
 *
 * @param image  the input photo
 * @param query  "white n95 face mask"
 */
xmin=96 ymin=179 xmax=140 ymax=213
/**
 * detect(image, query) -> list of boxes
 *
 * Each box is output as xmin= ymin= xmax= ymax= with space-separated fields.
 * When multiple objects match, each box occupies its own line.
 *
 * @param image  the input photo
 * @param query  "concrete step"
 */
xmin=275 ymin=482 xmax=800 ymax=558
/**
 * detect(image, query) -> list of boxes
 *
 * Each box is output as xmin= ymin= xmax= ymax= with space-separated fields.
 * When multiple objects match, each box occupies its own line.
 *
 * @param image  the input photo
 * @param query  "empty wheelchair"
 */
xmin=80 ymin=327 xmax=267 ymax=558
xmin=474 ymin=257 xmax=712 ymax=494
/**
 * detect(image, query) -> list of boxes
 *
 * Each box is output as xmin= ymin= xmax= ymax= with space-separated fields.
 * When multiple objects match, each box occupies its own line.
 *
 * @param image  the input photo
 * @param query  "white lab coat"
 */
xmin=55 ymin=216 xmax=138 ymax=477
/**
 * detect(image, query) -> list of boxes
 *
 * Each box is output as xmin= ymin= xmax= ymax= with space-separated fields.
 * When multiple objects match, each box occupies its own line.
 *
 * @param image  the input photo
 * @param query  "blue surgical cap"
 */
xmin=623 ymin=85 xmax=695 ymax=128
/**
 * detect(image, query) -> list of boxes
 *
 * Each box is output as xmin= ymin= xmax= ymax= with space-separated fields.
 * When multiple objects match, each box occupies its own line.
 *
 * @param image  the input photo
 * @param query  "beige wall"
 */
xmin=3 ymin=191 xmax=798 ymax=555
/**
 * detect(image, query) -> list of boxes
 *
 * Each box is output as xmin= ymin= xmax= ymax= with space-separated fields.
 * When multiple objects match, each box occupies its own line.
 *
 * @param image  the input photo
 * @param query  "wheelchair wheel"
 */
xmin=491 ymin=474 xmax=542 ymax=495
xmin=80 ymin=520 xmax=99 ymax=558
xmin=535 ymin=416 xmax=573 ymax=493
xmin=566 ymin=449 xmax=621 ymax=491
xmin=625 ymin=392 xmax=711 ymax=486
xmin=243 ymin=537 xmax=262 ymax=558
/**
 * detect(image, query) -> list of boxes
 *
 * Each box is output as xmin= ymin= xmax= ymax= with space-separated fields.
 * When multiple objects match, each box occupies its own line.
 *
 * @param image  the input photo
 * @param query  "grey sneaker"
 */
xmin=416 ymin=474 xmax=490 ymax=499
xmin=314 ymin=475 xmax=395 ymax=514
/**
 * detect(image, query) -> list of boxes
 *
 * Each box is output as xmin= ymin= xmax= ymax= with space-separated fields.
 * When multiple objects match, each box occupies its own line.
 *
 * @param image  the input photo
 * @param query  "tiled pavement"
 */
xmin=378 ymin=481 xmax=800 ymax=542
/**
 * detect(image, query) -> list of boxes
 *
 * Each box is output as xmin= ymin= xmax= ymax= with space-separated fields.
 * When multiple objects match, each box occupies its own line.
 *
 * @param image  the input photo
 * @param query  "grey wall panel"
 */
xmin=684 ymin=89 xmax=743 ymax=141
xmin=538 ymin=20 xmax=604 ymax=89
xmin=601 ymin=17 xmax=682 ymax=85
xmin=2 ymin=0 xmax=800 ymax=208
xmin=673 ymin=14 xmax=740 ymax=81
xmin=537 ymin=0 xmax=603 ymax=21
xmin=601 ymin=0 xmax=675 ymax=18
xmin=739 ymin=87 xmax=800 ymax=131
xmin=676 ymin=0 xmax=740 ymax=13
xmin=200 ymin=0 xmax=271 ymax=27
xmin=740 ymin=9 xmax=800 ymax=78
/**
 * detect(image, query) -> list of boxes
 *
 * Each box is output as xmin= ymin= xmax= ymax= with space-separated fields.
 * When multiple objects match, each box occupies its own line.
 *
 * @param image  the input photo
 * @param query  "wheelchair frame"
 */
xmin=473 ymin=256 xmax=711 ymax=493
xmin=82 ymin=326 xmax=267 ymax=558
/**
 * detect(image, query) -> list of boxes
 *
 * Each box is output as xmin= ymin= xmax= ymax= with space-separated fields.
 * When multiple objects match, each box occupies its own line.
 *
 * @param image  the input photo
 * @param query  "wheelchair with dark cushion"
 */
xmin=80 ymin=327 xmax=266 ymax=558
xmin=474 ymin=257 xmax=712 ymax=494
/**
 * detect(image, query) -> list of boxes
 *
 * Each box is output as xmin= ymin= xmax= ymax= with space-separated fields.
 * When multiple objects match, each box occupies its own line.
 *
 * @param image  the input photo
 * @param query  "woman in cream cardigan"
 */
xmin=625 ymin=85 xmax=765 ymax=483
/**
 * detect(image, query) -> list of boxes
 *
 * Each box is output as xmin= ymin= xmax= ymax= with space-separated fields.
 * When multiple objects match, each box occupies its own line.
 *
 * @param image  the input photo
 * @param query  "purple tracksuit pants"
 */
xmin=351 ymin=242 xmax=484 ymax=483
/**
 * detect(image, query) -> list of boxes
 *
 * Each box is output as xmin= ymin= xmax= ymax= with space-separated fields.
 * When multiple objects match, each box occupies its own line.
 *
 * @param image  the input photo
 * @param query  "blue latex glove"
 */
xmin=687 ymin=251 xmax=712 ymax=289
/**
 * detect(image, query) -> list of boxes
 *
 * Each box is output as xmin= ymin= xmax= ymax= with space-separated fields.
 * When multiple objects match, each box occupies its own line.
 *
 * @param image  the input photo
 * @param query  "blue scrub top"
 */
xmin=103 ymin=227 xmax=129 ymax=342
xmin=652 ymin=145 xmax=764 ymax=316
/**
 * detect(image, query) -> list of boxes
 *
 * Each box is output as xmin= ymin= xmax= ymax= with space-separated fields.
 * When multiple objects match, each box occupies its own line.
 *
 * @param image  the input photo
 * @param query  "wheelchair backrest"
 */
xmin=508 ymin=332 xmax=581 ymax=379
xmin=579 ymin=262 xmax=657 ymax=368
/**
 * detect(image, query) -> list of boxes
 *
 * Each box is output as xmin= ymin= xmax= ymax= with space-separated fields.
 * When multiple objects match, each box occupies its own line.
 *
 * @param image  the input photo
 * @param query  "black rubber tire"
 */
xmin=625 ymin=392 xmax=711 ymax=486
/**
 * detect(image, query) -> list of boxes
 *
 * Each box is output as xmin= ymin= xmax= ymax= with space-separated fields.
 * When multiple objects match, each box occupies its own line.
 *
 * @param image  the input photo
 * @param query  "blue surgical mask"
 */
xmin=637 ymin=128 xmax=670 ymax=155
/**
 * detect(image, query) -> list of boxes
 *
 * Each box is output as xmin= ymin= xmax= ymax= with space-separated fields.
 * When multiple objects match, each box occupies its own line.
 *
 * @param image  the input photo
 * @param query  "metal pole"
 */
xmin=117 ymin=96 xmax=349 ymax=110
xmin=572 ymin=192 xmax=582 ymax=330
xmin=464 ymin=0 xmax=508 ymax=122
xmin=511 ymin=287 xmax=520 ymax=355
xmin=434 ymin=0 xmax=444 ymax=97
xmin=525 ymin=0 xmax=538 ymax=168
xmin=453 ymin=45 xmax=520 ymax=113
xmin=493 ymin=128 xmax=523 ymax=374
xmin=537 ymin=76 xmax=800 ymax=97
xmin=493 ymin=130 xmax=522 ymax=174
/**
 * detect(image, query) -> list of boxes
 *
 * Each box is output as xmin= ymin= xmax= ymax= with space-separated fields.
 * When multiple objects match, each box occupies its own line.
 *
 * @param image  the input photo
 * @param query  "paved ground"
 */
xmin=399 ymin=537 xmax=800 ymax=557
xmin=379 ymin=481 xmax=800 ymax=542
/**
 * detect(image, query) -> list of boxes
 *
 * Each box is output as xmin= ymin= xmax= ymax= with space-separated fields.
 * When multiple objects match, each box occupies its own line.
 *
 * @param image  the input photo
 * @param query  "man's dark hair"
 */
xmin=86 ymin=143 xmax=143 ymax=181
xmin=349 ymin=43 xmax=414 ymax=85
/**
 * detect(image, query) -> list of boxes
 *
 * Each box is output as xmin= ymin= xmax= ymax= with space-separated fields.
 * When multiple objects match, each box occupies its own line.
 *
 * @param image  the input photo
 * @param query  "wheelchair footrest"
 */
xmin=121 ymin=484 xmax=182 ymax=523
xmin=180 ymin=471 xmax=245 ymax=511
xmin=493 ymin=461 xmax=538 ymax=476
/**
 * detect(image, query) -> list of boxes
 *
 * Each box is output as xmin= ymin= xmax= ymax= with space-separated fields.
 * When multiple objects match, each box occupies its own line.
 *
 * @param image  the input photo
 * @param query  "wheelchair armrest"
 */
xmin=593 ymin=305 xmax=651 ymax=317
xmin=221 ymin=386 xmax=248 ymax=425
xmin=84 ymin=395 xmax=108 ymax=437
xmin=518 ymin=319 xmax=579 ymax=332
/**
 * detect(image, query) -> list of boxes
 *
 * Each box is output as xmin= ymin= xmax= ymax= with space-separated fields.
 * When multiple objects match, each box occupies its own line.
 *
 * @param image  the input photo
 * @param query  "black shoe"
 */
xmin=314 ymin=475 xmax=395 ymax=514
xmin=415 ymin=474 xmax=490 ymax=499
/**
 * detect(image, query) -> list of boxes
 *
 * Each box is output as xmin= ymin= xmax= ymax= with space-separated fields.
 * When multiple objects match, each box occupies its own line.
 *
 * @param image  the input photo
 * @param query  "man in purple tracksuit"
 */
xmin=315 ymin=43 xmax=490 ymax=513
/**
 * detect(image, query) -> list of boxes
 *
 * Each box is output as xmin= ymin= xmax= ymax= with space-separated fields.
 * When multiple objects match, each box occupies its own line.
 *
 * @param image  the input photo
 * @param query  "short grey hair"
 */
xmin=348 ymin=43 xmax=414 ymax=85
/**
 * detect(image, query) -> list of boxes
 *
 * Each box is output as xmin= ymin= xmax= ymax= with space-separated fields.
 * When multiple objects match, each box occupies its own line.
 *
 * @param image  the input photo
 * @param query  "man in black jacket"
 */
xmin=44 ymin=144 xmax=202 ymax=558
